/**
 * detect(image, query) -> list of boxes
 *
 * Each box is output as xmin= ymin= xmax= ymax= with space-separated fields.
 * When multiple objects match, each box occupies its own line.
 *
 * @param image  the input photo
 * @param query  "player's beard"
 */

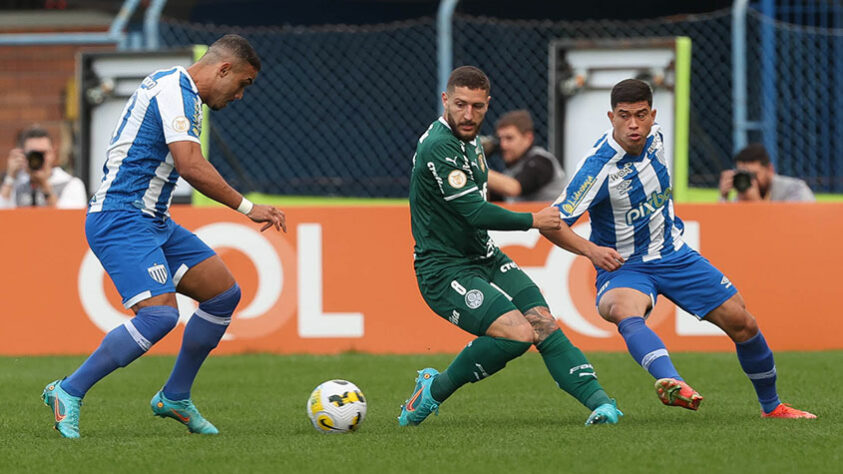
xmin=445 ymin=111 xmax=482 ymax=142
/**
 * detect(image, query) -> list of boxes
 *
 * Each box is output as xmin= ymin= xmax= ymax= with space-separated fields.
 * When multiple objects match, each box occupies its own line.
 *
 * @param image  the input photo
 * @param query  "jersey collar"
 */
xmin=437 ymin=116 xmax=478 ymax=146
xmin=177 ymin=65 xmax=200 ymax=95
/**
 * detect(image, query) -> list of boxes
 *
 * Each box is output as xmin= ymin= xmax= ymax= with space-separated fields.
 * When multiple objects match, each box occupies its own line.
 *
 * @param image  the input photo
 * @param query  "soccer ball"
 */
xmin=306 ymin=379 xmax=367 ymax=433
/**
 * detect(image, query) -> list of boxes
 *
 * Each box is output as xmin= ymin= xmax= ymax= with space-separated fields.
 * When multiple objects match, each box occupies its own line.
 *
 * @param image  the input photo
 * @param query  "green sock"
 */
xmin=430 ymin=336 xmax=531 ymax=403
xmin=537 ymin=329 xmax=611 ymax=410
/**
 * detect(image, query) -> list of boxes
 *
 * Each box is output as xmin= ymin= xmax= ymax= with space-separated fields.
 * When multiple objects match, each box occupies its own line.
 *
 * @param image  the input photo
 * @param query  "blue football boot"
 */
xmin=585 ymin=399 xmax=624 ymax=426
xmin=151 ymin=390 xmax=219 ymax=435
xmin=42 ymin=379 xmax=82 ymax=439
xmin=398 ymin=368 xmax=440 ymax=426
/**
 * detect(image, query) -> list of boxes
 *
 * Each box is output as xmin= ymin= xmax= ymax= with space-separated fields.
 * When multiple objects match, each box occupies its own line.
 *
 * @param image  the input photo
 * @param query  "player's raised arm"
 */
xmin=425 ymin=140 xmax=559 ymax=231
xmin=539 ymin=152 xmax=622 ymax=270
xmin=170 ymin=141 xmax=286 ymax=232
xmin=541 ymin=223 xmax=623 ymax=271
xmin=447 ymin=190 xmax=560 ymax=231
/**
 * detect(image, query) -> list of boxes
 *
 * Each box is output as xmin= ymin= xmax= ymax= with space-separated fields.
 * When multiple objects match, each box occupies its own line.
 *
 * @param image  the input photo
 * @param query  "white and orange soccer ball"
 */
xmin=306 ymin=380 xmax=367 ymax=433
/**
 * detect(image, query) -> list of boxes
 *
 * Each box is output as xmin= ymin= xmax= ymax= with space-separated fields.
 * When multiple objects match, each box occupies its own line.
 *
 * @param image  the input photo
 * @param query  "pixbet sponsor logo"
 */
xmin=624 ymin=187 xmax=672 ymax=225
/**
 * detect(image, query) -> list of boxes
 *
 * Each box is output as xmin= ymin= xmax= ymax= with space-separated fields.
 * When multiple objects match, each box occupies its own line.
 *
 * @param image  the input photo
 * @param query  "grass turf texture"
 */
xmin=2 ymin=352 xmax=840 ymax=473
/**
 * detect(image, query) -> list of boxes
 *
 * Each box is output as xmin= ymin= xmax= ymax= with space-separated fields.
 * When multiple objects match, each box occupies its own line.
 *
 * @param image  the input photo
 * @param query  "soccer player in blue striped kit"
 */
xmin=41 ymin=34 xmax=287 ymax=438
xmin=541 ymin=79 xmax=815 ymax=419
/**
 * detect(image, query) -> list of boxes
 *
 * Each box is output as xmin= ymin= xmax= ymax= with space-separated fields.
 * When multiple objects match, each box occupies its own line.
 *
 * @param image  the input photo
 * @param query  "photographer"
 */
xmin=719 ymin=143 xmax=814 ymax=202
xmin=0 ymin=126 xmax=87 ymax=209
xmin=483 ymin=109 xmax=566 ymax=202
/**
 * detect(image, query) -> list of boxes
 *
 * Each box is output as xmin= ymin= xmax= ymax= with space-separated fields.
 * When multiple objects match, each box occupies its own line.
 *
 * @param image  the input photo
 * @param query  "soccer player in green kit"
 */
xmin=398 ymin=66 xmax=623 ymax=426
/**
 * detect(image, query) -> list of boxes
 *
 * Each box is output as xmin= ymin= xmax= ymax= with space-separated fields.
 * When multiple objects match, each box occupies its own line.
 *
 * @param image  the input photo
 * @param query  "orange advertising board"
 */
xmin=1 ymin=202 xmax=841 ymax=355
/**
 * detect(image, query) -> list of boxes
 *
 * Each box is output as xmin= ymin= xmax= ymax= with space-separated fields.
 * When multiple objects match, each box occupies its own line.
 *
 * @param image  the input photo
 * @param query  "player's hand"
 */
xmin=6 ymin=148 xmax=25 ymax=177
xmin=586 ymin=244 xmax=624 ymax=271
xmin=531 ymin=207 xmax=562 ymax=230
xmin=718 ymin=169 xmax=734 ymax=199
xmin=248 ymin=204 xmax=287 ymax=233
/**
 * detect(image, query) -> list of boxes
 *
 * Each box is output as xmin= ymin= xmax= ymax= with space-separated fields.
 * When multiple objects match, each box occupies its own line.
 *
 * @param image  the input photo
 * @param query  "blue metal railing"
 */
xmin=437 ymin=0 xmax=459 ymax=112
xmin=0 ymin=0 xmax=167 ymax=50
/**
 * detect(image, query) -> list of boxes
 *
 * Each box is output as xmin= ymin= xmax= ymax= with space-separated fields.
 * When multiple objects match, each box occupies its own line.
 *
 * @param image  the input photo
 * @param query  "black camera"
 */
xmin=26 ymin=150 xmax=45 ymax=171
xmin=732 ymin=169 xmax=754 ymax=192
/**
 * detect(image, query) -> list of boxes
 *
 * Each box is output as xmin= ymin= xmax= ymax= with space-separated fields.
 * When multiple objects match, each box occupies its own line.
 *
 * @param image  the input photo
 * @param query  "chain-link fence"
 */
xmin=745 ymin=6 xmax=843 ymax=192
xmin=452 ymin=11 xmax=734 ymax=190
xmin=159 ymin=4 xmax=841 ymax=197
xmin=161 ymin=19 xmax=438 ymax=197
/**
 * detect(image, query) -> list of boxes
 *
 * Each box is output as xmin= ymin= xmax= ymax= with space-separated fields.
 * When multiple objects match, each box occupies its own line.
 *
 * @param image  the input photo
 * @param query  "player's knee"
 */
xmin=526 ymin=309 xmax=559 ymax=343
xmin=601 ymin=302 xmax=635 ymax=325
xmin=487 ymin=313 xmax=535 ymax=343
xmin=727 ymin=310 xmax=759 ymax=343
xmin=198 ymin=283 xmax=241 ymax=316
xmin=137 ymin=305 xmax=180 ymax=335
xmin=504 ymin=320 xmax=536 ymax=343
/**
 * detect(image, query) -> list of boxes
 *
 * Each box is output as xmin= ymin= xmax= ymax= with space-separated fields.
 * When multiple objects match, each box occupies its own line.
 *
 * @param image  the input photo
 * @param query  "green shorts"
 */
xmin=415 ymin=249 xmax=548 ymax=336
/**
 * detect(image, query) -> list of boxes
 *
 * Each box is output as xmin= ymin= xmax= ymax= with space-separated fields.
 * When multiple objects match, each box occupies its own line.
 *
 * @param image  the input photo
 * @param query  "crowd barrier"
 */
xmin=1 ymin=203 xmax=840 ymax=355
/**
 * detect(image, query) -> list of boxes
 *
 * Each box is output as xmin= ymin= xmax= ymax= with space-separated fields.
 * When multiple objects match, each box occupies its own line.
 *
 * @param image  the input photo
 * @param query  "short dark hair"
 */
xmin=495 ymin=109 xmax=534 ymax=134
xmin=611 ymin=79 xmax=653 ymax=109
xmin=208 ymin=34 xmax=261 ymax=71
xmin=17 ymin=125 xmax=51 ymax=148
xmin=446 ymin=66 xmax=490 ymax=94
xmin=734 ymin=143 xmax=770 ymax=166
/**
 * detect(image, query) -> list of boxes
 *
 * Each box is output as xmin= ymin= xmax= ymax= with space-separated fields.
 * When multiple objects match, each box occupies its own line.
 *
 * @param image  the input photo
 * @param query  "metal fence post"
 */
xmin=144 ymin=0 xmax=169 ymax=50
xmin=732 ymin=0 xmax=749 ymax=155
xmin=437 ymin=0 xmax=459 ymax=113
xmin=760 ymin=0 xmax=777 ymax=166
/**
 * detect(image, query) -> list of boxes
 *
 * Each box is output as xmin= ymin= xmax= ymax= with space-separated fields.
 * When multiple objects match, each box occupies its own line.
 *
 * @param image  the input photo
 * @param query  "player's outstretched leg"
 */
xmin=161 ymin=285 xmax=239 ymax=401
xmin=153 ymin=284 xmax=240 ymax=434
xmin=734 ymin=331 xmax=816 ymax=419
xmin=151 ymin=391 xmax=219 ymax=434
xmin=524 ymin=306 xmax=621 ymax=424
xmin=42 ymin=379 xmax=82 ymax=439
xmin=60 ymin=306 xmax=180 ymax=398
xmin=706 ymin=296 xmax=815 ymax=418
xmin=398 ymin=336 xmax=531 ymax=426
xmin=615 ymin=316 xmax=704 ymax=410
xmin=42 ymin=305 xmax=178 ymax=437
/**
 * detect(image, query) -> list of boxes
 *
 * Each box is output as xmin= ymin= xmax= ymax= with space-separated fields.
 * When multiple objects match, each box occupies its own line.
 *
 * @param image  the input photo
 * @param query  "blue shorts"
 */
xmin=86 ymin=210 xmax=217 ymax=308
xmin=595 ymin=245 xmax=737 ymax=319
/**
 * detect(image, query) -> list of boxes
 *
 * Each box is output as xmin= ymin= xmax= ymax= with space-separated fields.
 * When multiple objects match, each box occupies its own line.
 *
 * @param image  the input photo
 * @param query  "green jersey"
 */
xmin=410 ymin=118 xmax=533 ymax=270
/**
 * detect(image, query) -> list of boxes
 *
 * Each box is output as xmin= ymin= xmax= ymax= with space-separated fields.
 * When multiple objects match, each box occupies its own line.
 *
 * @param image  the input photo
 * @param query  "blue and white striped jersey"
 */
xmin=89 ymin=66 xmax=202 ymax=219
xmin=552 ymin=124 xmax=685 ymax=263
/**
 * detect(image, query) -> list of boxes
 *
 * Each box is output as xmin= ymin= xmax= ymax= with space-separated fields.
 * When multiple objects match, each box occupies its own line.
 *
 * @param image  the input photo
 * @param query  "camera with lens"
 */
xmin=732 ymin=169 xmax=754 ymax=192
xmin=26 ymin=150 xmax=45 ymax=171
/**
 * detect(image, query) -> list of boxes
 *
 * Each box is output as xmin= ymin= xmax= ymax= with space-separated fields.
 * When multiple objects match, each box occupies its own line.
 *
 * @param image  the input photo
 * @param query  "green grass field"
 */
xmin=2 ymin=352 xmax=840 ymax=473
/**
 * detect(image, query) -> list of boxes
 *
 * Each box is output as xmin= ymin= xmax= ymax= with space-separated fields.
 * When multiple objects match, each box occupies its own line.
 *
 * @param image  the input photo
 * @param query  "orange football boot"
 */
xmin=762 ymin=403 xmax=817 ymax=419
xmin=655 ymin=378 xmax=703 ymax=411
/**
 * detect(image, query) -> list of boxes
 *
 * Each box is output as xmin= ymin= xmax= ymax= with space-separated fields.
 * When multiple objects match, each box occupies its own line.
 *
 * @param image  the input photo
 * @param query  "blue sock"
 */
xmin=735 ymin=331 xmax=780 ymax=413
xmin=163 ymin=284 xmax=240 ymax=401
xmin=62 ymin=305 xmax=179 ymax=397
xmin=617 ymin=316 xmax=682 ymax=380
